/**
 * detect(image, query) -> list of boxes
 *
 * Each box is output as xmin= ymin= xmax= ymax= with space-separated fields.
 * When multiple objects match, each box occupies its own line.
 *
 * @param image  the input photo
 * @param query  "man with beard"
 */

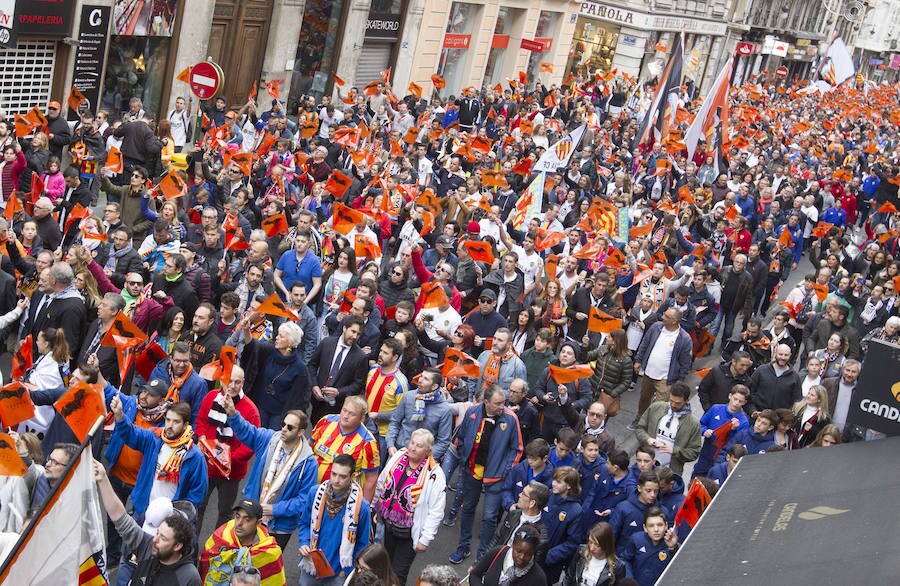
xmin=109 ymin=396 xmax=208 ymax=520
xmin=746 ymin=344 xmax=802 ymax=416
xmin=149 ymin=341 xmax=209 ymax=424
xmin=365 ymin=338 xmax=409 ymax=461
xmin=200 ymin=498 xmax=285 ymax=583
xmin=94 ymin=460 xmax=201 ymax=585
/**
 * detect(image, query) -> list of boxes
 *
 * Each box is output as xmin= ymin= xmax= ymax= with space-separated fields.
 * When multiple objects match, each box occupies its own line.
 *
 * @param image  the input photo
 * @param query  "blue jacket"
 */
xmin=657 ymin=473 xmax=685 ymax=525
xmin=610 ymin=490 xmax=655 ymax=555
xmin=113 ymin=414 xmax=208 ymax=516
xmin=736 ymin=194 xmax=756 ymax=224
xmin=385 ymin=388 xmax=455 ymax=461
xmin=727 ymin=428 xmax=774 ymax=456
xmin=456 ymin=404 xmax=523 ymax=485
xmin=575 ymin=453 xmax=607 ymax=508
xmin=228 ymin=411 xmax=319 ymax=534
xmin=502 ymin=460 xmax=554 ymax=510
xmin=633 ymin=322 xmax=693 ymax=384
xmin=693 ymin=404 xmax=749 ymax=477
xmin=543 ymin=494 xmax=582 ymax=567
xmin=621 ymin=532 xmax=673 ymax=586
xmin=297 ymin=483 xmax=372 ymax=575
xmin=582 ymin=468 xmax=628 ymax=537
xmin=102 ymin=383 xmax=164 ymax=472
xmin=150 ymin=360 xmax=209 ymax=424
xmin=708 ymin=461 xmax=730 ymax=485
xmin=548 ymin=446 xmax=574 ymax=469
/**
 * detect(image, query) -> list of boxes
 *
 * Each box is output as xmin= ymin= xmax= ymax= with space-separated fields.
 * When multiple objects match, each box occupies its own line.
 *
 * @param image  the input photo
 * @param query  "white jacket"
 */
xmin=375 ymin=449 xmax=446 ymax=548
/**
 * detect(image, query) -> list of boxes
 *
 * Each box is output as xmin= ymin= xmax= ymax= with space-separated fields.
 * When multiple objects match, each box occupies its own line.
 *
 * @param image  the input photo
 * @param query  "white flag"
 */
xmin=0 ymin=446 xmax=106 ymax=585
xmin=685 ymin=57 xmax=733 ymax=161
xmin=533 ymin=125 xmax=586 ymax=173
xmin=816 ymin=37 xmax=855 ymax=93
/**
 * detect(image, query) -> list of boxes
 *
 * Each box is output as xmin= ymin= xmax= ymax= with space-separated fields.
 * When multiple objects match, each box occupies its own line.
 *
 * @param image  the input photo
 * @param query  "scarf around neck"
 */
xmin=300 ymin=480 xmax=362 ymax=575
xmin=167 ymin=363 xmax=194 ymax=403
xmin=153 ymin=424 xmax=194 ymax=484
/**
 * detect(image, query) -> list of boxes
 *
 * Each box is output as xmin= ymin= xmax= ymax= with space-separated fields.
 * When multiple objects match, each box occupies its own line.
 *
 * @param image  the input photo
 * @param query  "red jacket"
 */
xmin=195 ymin=390 xmax=260 ymax=480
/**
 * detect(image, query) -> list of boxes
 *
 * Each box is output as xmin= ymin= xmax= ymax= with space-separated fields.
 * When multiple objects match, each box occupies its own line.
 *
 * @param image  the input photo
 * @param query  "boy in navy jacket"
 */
xmin=574 ymin=434 xmax=607 ymax=505
xmin=582 ymin=449 xmax=630 ymax=538
xmin=693 ymin=385 xmax=750 ymax=478
xmin=621 ymin=506 xmax=679 ymax=586
xmin=726 ymin=409 xmax=778 ymax=456
xmin=623 ymin=443 xmax=657 ymax=492
xmin=610 ymin=470 xmax=659 ymax=555
xmin=502 ymin=438 xmax=553 ymax=511
xmin=709 ymin=443 xmax=749 ymax=485
xmin=548 ymin=427 xmax=577 ymax=468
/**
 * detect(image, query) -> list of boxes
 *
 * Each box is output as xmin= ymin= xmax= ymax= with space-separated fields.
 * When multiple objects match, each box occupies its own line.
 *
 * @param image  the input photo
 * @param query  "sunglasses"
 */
xmin=233 ymin=565 xmax=260 ymax=575
xmin=281 ymin=422 xmax=296 ymax=431
xmin=479 ymin=297 xmax=494 ymax=303
xmin=391 ymin=271 xmax=403 ymax=277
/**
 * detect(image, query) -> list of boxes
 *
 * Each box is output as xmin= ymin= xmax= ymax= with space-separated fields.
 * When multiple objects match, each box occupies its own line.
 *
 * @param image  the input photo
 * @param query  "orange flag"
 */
xmin=262 ymin=213 xmax=289 ymax=237
xmin=199 ymin=360 xmax=223 ymax=381
xmin=176 ymin=66 xmax=192 ymax=83
xmin=779 ymin=229 xmax=793 ymax=247
xmin=549 ymin=364 xmax=594 ymax=384
xmin=11 ymin=336 xmax=32 ymax=381
xmin=104 ymin=145 xmax=124 ymax=174
xmin=14 ymin=114 xmax=39 ymax=138
xmin=333 ymin=126 xmax=360 ymax=149
xmin=324 ymin=170 xmax=353 ymax=199
xmin=64 ymin=202 xmax=91 ymax=233
xmin=535 ymin=231 xmax=565 ymax=251
xmin=220 ymin=346 xmax=237 ymax=387
xmin=248 ymin=81 xmax=258 ymax=102
xmin=724 ymin=205 xmax=738 ymax=222
xmin=421 ymin=280 xmax=450 ymax=309
xmin=67 ymin=85 xmax=86 ymax=113
xmin=629 ymin=223 xmax=653 ymax=241
xmin=588 ymin=307 xmax=620 ymax=334
xmin=0 ymin=382 xmax=35 ymax=428
xmin=431 ymin=74 xmax=445 ymax=89
xmin=408 ymin=81 xmax=423 ymax=99
xmin=3 ymin=194 xmax=22 ymax=221
xmin=380 ymin=68 xmax=392 ymax=84
xmin=512 ymin=158 xmax=532 ymax=177
xmin=545 ymin=255 xmax=559 ymax=281
xmin=54 ymin=382 xmax=105 ymax=443
xmin=442 ymin=347 xmax=480 ymax=378
xmin=877 ymin=201 xmax=898 ymax=214
xmin=603 ymin=248 xmax=627 ymax=269
xmin=224 ymin=230 xmax=250 ymax=251
xmin=810 ymin=222 xmax=834 ymax=238
xmin=355 ymin=235 xmax=382 ymax=259
xmin=416 ymin=189 xmax=441 ymax=215
xmin=573 ymin=239 xmax=604 ymax=260
xmin=470 ymin=136 xmax=492 ymax=154
xmin=228 ymin=152 xmax=254 ymax=176
xmin=539 ymin=62 xmax=553 ymax=73
xmin=674 ymin=478 xmax=712 ymax=529
xmin=403 ymin=127 xmax=420 ymax=145
xmin=256 ymin=133 xmax=278 ymax=157
xmin=481 ymin=170 xmax=508 ymax=189
xmin=332 ymin=202 xmax=365 ymax=235
xmin=155 ymin=170 xmax=188 ymax=199
xmin=0 ymin=434 xmax=27 ymax=476
xmin=519 ymin=120 xmax=534 ymax=135
xmin=299 ymin=119 xmax=318 ymax=139
xmin=692 ymin=367 xmax=712 ymax=379
xmin=811 ymin=283 xmax=829 ymax=302
xmin=101 ymin=311 xmax=147 ymax=348
xmin=464 ymin=240 xmax=494 ymax=264
xmin=333 ymin=74 xmax=345 ymax=87
xmin=363 ymin=81 xmax=381 ymax=97
xmin=265 ymin=79 xmax=284 ymax=100
xmin=419 ymin=210 xmax=435 ymax=237
xmin=256 ymin=292 xmax=301 ymax=321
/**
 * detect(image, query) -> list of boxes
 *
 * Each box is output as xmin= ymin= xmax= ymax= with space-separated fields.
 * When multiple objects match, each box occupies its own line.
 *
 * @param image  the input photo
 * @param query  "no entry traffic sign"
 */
xmin=775 ymin=65 xmax=789 ymax=79
xmin=190 ymin=61 xmax=224 ymax=100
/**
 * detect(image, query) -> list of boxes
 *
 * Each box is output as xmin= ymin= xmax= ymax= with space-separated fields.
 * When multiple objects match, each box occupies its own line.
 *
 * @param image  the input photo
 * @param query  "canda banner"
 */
xmin=846 ymin=339 xmax=900 ymax=437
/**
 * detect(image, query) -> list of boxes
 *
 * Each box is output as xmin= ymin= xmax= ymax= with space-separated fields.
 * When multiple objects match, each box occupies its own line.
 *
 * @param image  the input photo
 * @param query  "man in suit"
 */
xmin=76 ymin=293 xmax=125 ymax=386
xmin=307 ymin=314 xmax=368 ymax=424
xmin=58 ymin=166 xmax=95 ymax=247
xmin=23 ymin=263 xmax=87 ymax=359
xmin=565 ymin=273 xmax=623 ymax=341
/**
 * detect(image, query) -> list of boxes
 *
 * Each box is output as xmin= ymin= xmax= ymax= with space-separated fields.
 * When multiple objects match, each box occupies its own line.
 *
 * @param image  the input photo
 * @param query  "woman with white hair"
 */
xmin=373 ymin=429 xmax=446 ymax=586
xmin=238 ymin=317 xmax=311 ymax=430
xmin=861 ymin=315 xmax=900 ymax=358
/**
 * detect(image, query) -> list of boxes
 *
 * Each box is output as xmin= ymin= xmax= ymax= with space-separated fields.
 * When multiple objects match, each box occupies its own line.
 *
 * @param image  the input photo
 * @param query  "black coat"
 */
xmin=151 ymin=272 xmax=199 ymax=323
xmin=24 ymin=292 xmax=87 ymax=360
xmin=697 ymin=362 xmax=750 ymax=412
xmin=746 ymin=363 xmax=802 ymax=415
xmin=47 ymin=115 xmax=72 ymax=158
xmin=563 ymin=546 xmax=626 ymax=586
xmin=306 ymin=334 xmax=367 ymax=423
xmin=76 ymin=319 xmax=120 ymax=386
xmin=470 ymin=545 xmax=547 ymax=586
xmin=105 ymin=247 xmax=145 ymax=288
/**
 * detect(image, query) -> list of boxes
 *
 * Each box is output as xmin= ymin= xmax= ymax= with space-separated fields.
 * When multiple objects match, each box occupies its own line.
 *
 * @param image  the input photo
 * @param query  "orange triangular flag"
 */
xmin=67 ymin=85 xmax=86 ymax=113
xmin=431 ymin=74 xmax=445 ymax=89
xmin=464 ymin=240 xmax=494 ymax=264
xmin=549 ymin=364 xmax=594 ymax=384
xmin=54 ymin=382 xmax=105 ymax=443
xmin=421 ymin=280 xmax=450 ymax=309
xmin=877 ymin=201 xmax=898 ymax=214
xmin=64 ymin=202 xmax=91 ymax=233
xmin=355 ymin=235 xmax=382 ymax=259
xmin=248 ymin=81 xmax=258 ymax=102
xmin=257 ymin=292 xmax=301 ymax=321
xmin=419 ymin=210 xmax=435 ymax=237
xmin=588 ymin=307 xmax=620 ymax=333
xmin=334 ymin=74 xmax=345 ymax=86
xmin=0 ymin=383 xmax=35 ymax=429
xmin=416 ymin=189 xmax=441 ymax=215
xmin=176 ymin=66 xmax=192 ymax=84
xmin=101 ymin=311 xmax=147 ymax=348
xmin=629 ymin=223 xmax=653 ymax=241
xmin=325 ymin=170 xmax=354 ymax=199
xmin=220 ymin=346 xmax=237 ymax=387
xmin=104 ymin=145 xmax=124 ymax=174
xmin=265 ymin=79 xmax=284 ymax=100
xmin=811 ymin=283 xmax=829 ymax=302
xmin=155 ymin=170 xmax=188 ymax=199
xmin=535 ymin=231 xmax=565 ymax=251
xmin=0 ymin=433 xmax=27 ymax=476
xmin=332 ymin=202 xmax=365 ymax=235
xmin=408 ymin=81 xmax=423 ymax=99
xmin=262 ymin=213 xmax=289 ymax=237
xmin=442 ymin=347 xmax=480 ymax=378
xmin=381 ymin=68 xmax=392 ymax=84
xmin=3 ymin=193 xmax=22 ymax=221
xmin=779 ymin=229 xmax=793 ymax=247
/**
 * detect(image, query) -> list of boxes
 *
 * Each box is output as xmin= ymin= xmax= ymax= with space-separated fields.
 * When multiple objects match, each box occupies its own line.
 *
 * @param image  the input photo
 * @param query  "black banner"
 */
xmin=846 ymin=339 xmax=900 ymax=437
xmin=365 ymin=12 xmax=401 ymax=40
xmin=17 ymin=0 xmax=75 ymax=36
xmin=0 ymin=0 xmax=16 ymax=48
xmin=69 ymin=5 xmax=111 ymax=121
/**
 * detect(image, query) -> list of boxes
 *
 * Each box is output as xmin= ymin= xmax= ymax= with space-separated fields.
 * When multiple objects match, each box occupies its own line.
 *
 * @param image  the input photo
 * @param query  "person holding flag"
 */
xmin=692 ymin=385 xmax=750 ymax=478
xmin=109 ymin=393 xmax=208 ymax=521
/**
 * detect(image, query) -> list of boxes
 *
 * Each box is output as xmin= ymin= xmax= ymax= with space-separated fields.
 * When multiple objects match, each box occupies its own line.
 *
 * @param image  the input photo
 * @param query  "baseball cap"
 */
xmin=142 ymin=497 xmax=173 ymax=535
xmin=233 ymin=498 xmax=263 ymax=519
xmin=467 ymin=221 xmax=481 ymax=234
xmin=479 ymin=288 xmax=497 ymax=301
xmin=180 ymin=241 xmax=199 ymax=254
xmin=141 ymin=378 xmax=168 ymax=398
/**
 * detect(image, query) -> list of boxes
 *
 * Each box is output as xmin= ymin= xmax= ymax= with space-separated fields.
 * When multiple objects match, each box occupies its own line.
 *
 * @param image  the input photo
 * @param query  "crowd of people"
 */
xmin=0 ymin=63 xmax=898 ymax=586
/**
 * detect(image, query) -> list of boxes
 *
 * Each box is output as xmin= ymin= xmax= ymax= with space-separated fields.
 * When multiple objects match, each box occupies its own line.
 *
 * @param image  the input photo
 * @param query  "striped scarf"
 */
xmin=300 ymin=481 xmax=362 ymax=575
xmin=166 ymin=363 xmax=194 ymax=404
xmin=375 ymin=450 xmax=433 ymax=526
xmin=153 ymin=424 xmax=193 ymax=484
xmin=200 ymin=520 xmax=285 ymax=586
xmin=207 ymin=391 xmax=243 ymax=440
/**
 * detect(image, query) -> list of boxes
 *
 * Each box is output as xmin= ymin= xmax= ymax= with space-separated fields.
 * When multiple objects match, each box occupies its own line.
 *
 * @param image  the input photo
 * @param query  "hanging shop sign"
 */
xmin=365 ymin=12 xmax=401 ymax=40
xmin=68 ymin=5 xmax=112 ymax=122
xmin=17 ymin=0 xmax=76 ymax=36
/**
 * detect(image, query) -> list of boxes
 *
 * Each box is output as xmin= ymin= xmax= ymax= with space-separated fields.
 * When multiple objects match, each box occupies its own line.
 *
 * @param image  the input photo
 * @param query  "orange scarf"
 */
xmin=483 ymin=349 xmax=515 ymax=388
xmin=153 ymin=424 xmax=194 ymax=484
xmin=167 ymin=363 xmax=194 ymax=403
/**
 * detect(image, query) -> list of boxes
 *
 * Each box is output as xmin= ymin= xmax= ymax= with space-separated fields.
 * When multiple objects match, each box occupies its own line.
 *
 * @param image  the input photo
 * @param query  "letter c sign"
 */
xmin=89 ymin=9 xmax=102 ymax=27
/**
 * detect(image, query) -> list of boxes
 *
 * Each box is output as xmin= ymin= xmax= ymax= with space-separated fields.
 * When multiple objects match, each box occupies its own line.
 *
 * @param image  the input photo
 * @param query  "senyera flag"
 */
xmin=0 ymin=415 xmax=107 ymax=585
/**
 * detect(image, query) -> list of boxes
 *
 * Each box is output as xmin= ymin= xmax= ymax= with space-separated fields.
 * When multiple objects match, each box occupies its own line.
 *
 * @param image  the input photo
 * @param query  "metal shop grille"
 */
xmin=0 ymin=40 xmax=56 ymax=115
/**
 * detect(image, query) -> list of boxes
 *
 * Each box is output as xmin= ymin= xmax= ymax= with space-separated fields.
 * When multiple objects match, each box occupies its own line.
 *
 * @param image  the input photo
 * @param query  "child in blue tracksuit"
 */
xmin=621 ymin=506 xmax=679 ymax=586
xmin=623 ymin=444 xmax=657 ymax=492
xmin=582 ymin=450 xmax=630 ymax=538
xmin=709 ymin=444 xmax=749 ymax=485
xmin=693 ymin=387 xmax=751 ymax=478
xmin=541 ymin=466 xmax=583 ymax=585
xmin=655 ymin=467 xmax=685 ymax=525
xmin=574 ymin=435 xmax=606 ymax=506
xmin=501 ymin=438 xmax=553 ymax=511
xmin=548 ymin=427 xmax=577 ymax=468
xmin=726 ymin=409 xmax=778 ymax=456
xmin=610 ymin=470 xmax=659 ymax=555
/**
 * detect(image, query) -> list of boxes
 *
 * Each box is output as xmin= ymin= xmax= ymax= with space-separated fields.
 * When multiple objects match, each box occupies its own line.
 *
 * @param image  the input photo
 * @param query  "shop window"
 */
xmin=566 ymin=18 xmax=618 ymax=77
xmin=485 ymin=7 xmax=522 ymax=87
xmin=438 ymin=2 xmax=479 ymax=96
xmin=0 ymin=40 xmax=56 ymax=114
xmin=102 ymin=36 xmax=172 ymax=120
xmin=291 ymin=0 xmax=347 ymax=101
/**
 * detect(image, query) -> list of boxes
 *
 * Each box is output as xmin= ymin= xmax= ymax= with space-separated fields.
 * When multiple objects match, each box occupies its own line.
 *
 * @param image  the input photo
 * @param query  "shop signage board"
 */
xmin=0 ymin=0 xmax=14 ymax=48
xmin=190 ymin=61 xmax=223 ymax=100
xmin=846 ymin=340 xmax=900 ymax=437
xmin=775 ymin=65 xmax=788 ymax=78
xmin=68 ymin=5 xmax=111 ymax=122
xmin=521 ymin=38 xmax=545 ymax=52
xmin=579 ymin=1 xmax=726 ymax=36
xmin=443 ymin=33 xmax=470 ymax=49
xmin=736 ymin=42 xmax=754 ymax=56
xmin=365 ymin=12 xmax=401 ymax=40
xmin=491 ymin=34 xmax=509 ymax=49
xmin=16 ymin=0 xmax=76 ymax=36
